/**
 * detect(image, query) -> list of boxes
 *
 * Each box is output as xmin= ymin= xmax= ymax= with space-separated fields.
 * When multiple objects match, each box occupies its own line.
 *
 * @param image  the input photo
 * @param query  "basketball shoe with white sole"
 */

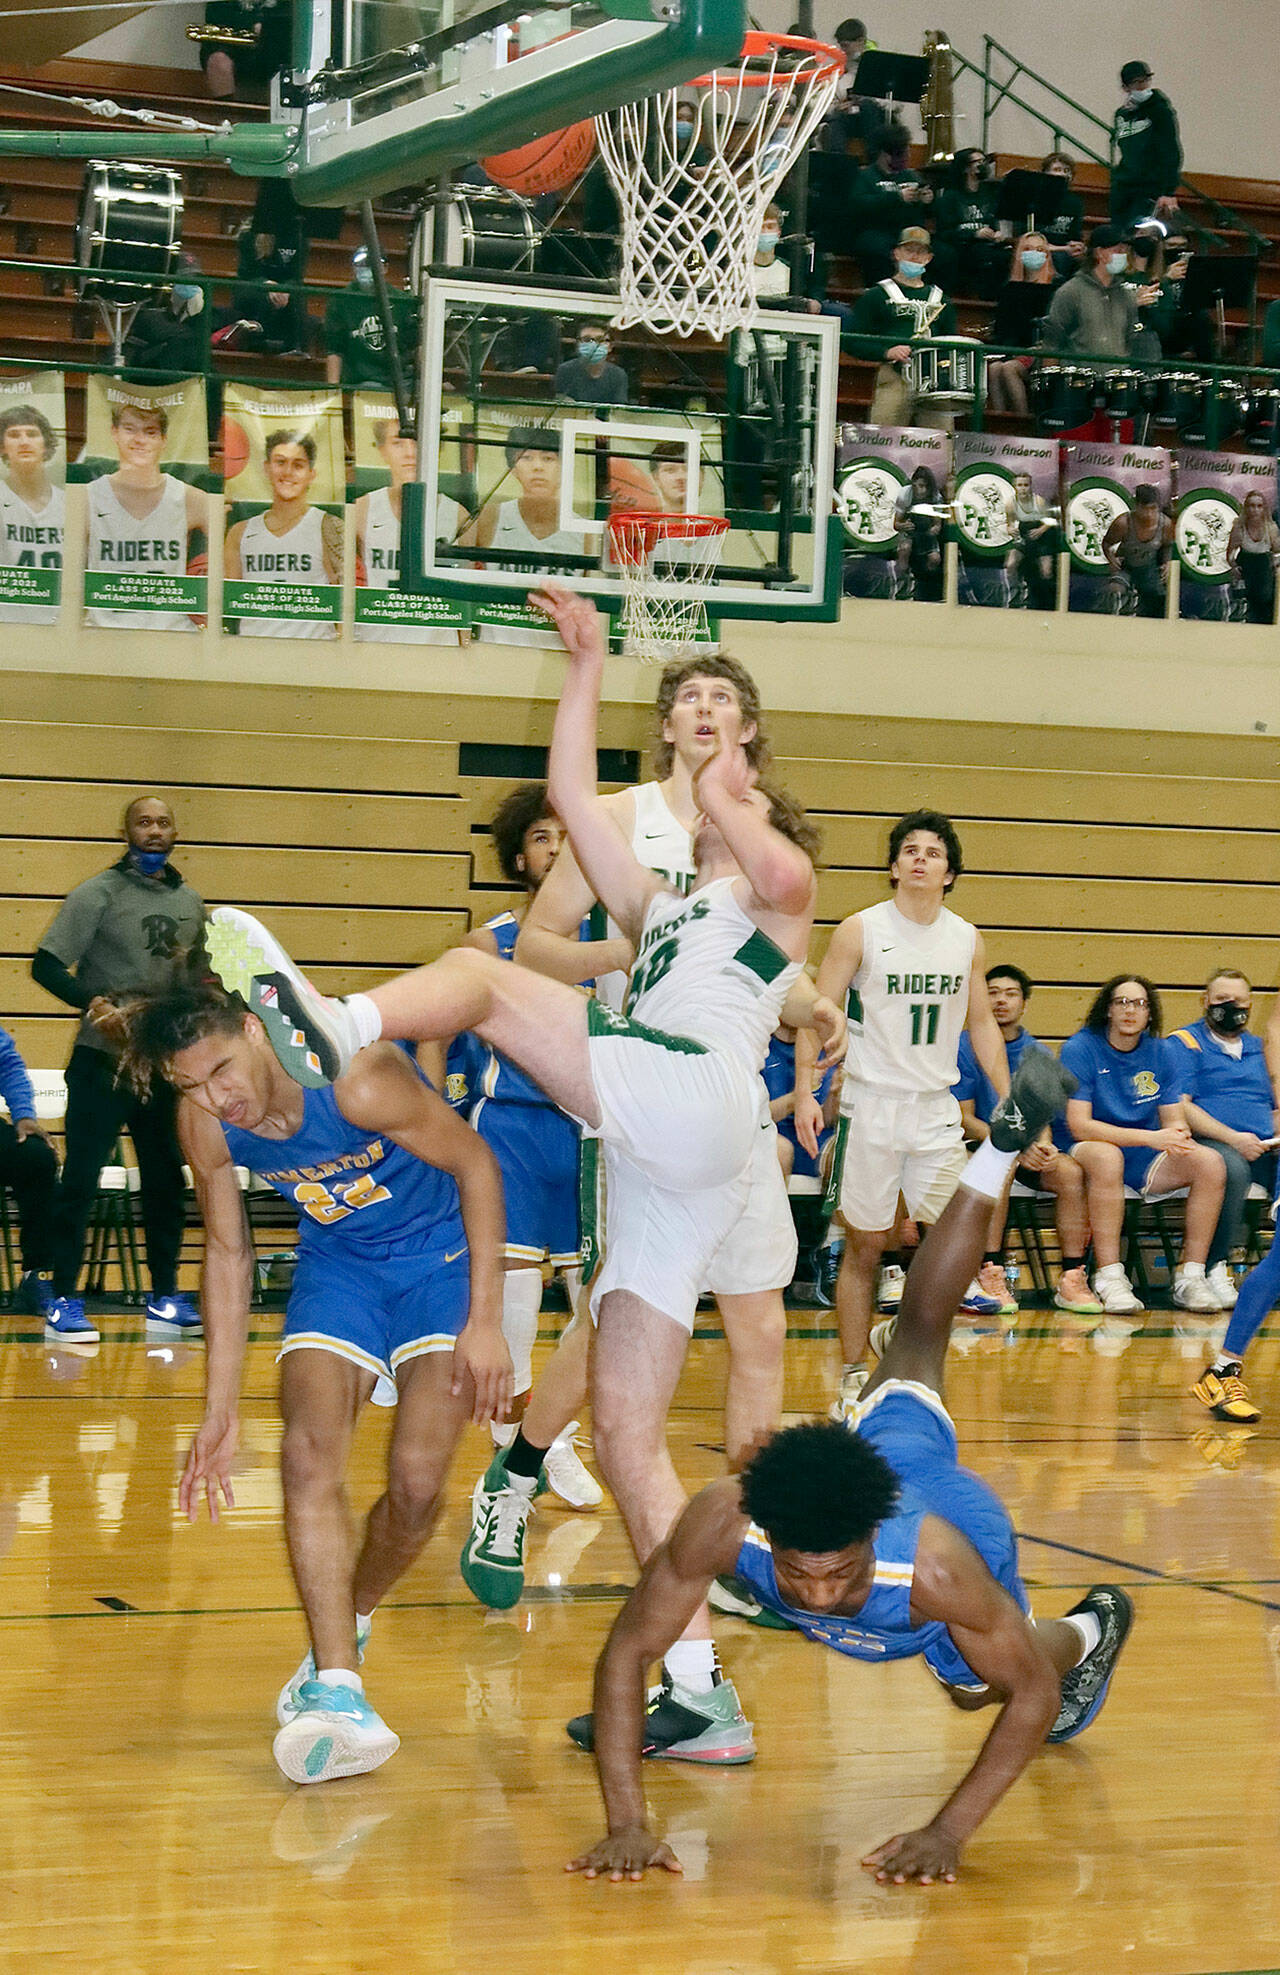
xmin=273 ymin=1681 xmax=399 ymax=1784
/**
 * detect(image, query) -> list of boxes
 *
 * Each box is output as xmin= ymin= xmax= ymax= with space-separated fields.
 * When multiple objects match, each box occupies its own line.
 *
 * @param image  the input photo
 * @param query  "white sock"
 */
xmin=665 ymin=1638 xmax=718 ymax=1694
xmin=356 ymin=1611 xmax=374 ymax=1630
xmin=961 ymin=1140 xmax=1019 ymax=1200
xmin=1063 ymin=1612 xmax=1102 ymax=1663
xmin=504 ymin=1467 xmax=538 ymax=1498
xmin=315 ymin=1667 xmax=363 ymax=1691
xmin=501 ymin=1267 xmax=542 ymax=1395
xmin=342 ymin=992 xmax=383 ymax=1050
xmin=1177 ymin=1261 xmax=1206 ymax=1279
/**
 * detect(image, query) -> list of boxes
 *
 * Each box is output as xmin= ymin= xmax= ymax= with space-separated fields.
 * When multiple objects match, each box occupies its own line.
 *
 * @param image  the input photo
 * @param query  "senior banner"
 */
xmin=222 ymin=384 xmax=344 ymax=638
xmin=1062 ymin=440 xmax=1174 ymax=617
xmin=351 ymin=393 xmax=467 ymax=644
xmin=0 ymin=370 xmax=66 ymax=624
xmin=1175 ymin=448 xmax=1279 ymax=625
xmin=835 ymin=424 xmax=951 ymax=603
xmin=953 ymin=432 xmax=1060 ymax=611
xmin=82 ymin=375 xmax=210 ymax=631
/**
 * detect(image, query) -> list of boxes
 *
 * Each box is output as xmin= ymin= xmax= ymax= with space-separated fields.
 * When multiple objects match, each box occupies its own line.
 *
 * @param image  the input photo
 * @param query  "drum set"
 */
xmin=1027 ymin=360 xmax=1270 ymax=447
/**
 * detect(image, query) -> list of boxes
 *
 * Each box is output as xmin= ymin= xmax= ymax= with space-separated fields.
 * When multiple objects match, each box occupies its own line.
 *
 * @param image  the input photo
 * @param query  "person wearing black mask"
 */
xmin=933 ymin=148 xmax=1007 ymax=299
xmin=849 ymin=124 xmax=931 ymax=284
xmin=1169 ymin=971 xmax=1279 ymax=1319
xmin=1111 ymin=62 xmax=1182 ymax=234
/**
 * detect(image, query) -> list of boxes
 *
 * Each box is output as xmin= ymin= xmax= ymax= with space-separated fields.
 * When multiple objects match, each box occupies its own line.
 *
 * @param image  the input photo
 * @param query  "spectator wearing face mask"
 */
xmin=1168 ymin=971 xmax=1279 ymax=1316
xmin=553 ymin=322 xmax=628 ymax=405
xmin=932 ymin=148 xmax=1007 ymax=300
xmin=821 ymin=18 xmax=885 ymax=160
xmin=849 ymin=124 xmax=931 ymax=285
xmin=986 ymin=233 xmax=1060 ymax=415
xmin=1111 ymin=61 xmax=1182 ymax=234
xmin=123 ymin=254 xmax=207 ymax=375
xmin=848 ymin=226 xmax=956 ymax=428
xmin=1034 ymin=153 xmax=1086 ymax=276
xmin=1129 ymin=221 xmax=1211 ymax=362
xmin=1040 ymin=224 xmax=1145 ymax=364
xmin=219 ymin=223 xmax=309 ymax=355
xmin=324 ymin=247 xmax=418 ymax=392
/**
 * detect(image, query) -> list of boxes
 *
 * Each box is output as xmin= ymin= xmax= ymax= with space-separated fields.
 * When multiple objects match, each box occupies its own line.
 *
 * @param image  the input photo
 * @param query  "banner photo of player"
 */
xmin=222 ymin=384 xmax=343 ymax=639
xmin=350 ymin=394 xmax=466 ymax=644
xmin=1062 ymin=440 xmax=1173 ymax=617
xmin=464 ymin=415 xmax=595 ymax=646
xmin=0 ymin=370 xmax=65 ymax=624
xmin=835 ymin=425 xmax=951 ymax=603
xmin=82 ymin=376 xmax=209 ymax=632
xmin=953 ymin=432 xmax=1059 ymax=611
xmin=1175 ymin=448 xmax=1279 ymax=626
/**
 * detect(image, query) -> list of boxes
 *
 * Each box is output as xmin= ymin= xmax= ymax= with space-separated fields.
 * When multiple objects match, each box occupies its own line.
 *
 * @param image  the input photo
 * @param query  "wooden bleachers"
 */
xmin=1 ymin=670 xmax=1275 ymax=1078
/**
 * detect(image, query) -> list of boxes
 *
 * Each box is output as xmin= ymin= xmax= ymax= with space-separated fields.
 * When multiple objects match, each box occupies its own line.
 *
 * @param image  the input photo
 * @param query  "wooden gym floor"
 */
xmin=3 ymin=1306 xmax=1280 ymax=1975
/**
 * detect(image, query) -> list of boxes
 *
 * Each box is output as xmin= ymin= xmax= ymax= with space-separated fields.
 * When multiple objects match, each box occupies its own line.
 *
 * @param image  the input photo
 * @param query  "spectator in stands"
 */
xmin=123 ymin=253 xmax=207 ymax=376
xmin=219 ymin=223 xmax=308 ymax=355
xmin=324 ymin=248 xmax=417 ymax=392
xmin=1227 ymin=491 xmax=1280 ymax=623
xmin=848 ymin=226 xmax=956 ymax=428
xmin=932 ymin=148 xmax=1007 ymax=299
xmin=956 ymin=965 xmax=1102 ymax=1317
xmin=1168 ymin=971 xmax=1279 ymax=1310
xmin=1040 ymin=224 xmax=1146 ymax=362
xmin=0 ymin=1023 xmax=58 ymax=1317
xmin=986 ymin=232 xmax=1061 ymax=415
xmin=1111 ymin=61 xmax=1182 ymax=233
xmin=1102 ymin=485 xmax=1172 ymax=617
xmin=821 ymin=18 xmax=885 ymax=160
xmin=1060 ymin=974 xmax=1226 ymax=1318
xmin=1130 ymin=221 xmax=1212 ymax=361
xmin=849 ymin=123 xmax=932 ymax=285
xmin=30 ymin=795 xmax=205 ymax=1344
xmin=1035 ymin=153 xmax=1086 ymax=275
xmin=553 ymin=321 xmax=628 ymax=405
xmin=1116 ymin=226 xmax=1182 ymax=363
xmin=200 ymin=0 xmax=292 ymax=99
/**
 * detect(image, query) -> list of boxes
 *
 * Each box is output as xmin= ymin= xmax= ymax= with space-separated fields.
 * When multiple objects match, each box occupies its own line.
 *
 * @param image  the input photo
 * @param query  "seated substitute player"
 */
xmin=566 ymin=1054 xmax=1133 ymax=1889
xmin=956 ymin=964 xmax=1102 ymax=1318
xmin=104 ymin=979 xmax=511 ymax=1786
xmin=202 ymin=579 xmax=823 ymax=1766
xmin=1191 ymin=1168 xmax=1280 ymax=1425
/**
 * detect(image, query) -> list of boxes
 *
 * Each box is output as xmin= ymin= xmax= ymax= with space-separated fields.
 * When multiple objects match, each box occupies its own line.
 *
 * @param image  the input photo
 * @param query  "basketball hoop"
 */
xmin=595 ymin=32 xmax=843 ymax=340
xmin=606 ymin=511 xmax=730 ymax=662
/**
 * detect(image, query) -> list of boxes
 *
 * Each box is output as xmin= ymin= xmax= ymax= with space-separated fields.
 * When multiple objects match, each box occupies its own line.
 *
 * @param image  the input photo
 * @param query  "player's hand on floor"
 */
xmin=862 ymin=1823 xmax=959 ymax=1885
xmin=566 ymin=1826 xmax=684 ymax=1882
xmin=453 ymin=1322 xmax=514 ymax=1424
xmin=179 ymin=1410 xmax=240 ymax=1523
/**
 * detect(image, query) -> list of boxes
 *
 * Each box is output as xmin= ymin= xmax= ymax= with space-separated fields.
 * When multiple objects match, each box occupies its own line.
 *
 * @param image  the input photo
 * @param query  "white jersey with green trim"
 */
xmin=593 ymin=779 xmax=695 ymax=1012
xmin=238 ymin=507 xmax=334 ymax=640
xmin=840 ymin=897 xmax=977 ymax=1102
xmin=626 ymin=874 xmax=801 ymax=1077
xmin=86 ymin=473 xmax=194 ymax=630
xmin=0 ymin=482 xmax=63 ymax=621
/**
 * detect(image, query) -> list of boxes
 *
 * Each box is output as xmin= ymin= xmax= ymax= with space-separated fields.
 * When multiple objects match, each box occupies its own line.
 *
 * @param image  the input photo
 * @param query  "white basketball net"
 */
xmin=607 ymin=511 xmax=730 ymax=662
xmin=595 ymin=33 xmax=842 ymax=340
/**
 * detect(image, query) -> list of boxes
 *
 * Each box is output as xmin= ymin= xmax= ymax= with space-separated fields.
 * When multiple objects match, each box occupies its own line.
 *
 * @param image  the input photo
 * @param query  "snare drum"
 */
xmin=75 ymin=161 xmax=183 ymax=304
xmin=411 ymin=188 xmax=541 ymax=283
xmin=1031 ymin=363 xmax=1094 ymax=432
xmin=1103 ymin=367 xmax=1146 ymax=417
xmin=908 ymin=337 xmax=982 ymax=405
xmin=1244 ymin=385 xmax=1280 ymax=452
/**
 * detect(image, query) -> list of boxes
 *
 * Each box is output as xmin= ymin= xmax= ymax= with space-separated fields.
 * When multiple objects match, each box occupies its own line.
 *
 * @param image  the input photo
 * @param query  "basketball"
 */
xmin=219 ymin=415 xmax=249 ymax=483
xmin=606 ymin=454 xmax=658 ymax=514
xmin=482 ymin=119 xmax=596 ymax=195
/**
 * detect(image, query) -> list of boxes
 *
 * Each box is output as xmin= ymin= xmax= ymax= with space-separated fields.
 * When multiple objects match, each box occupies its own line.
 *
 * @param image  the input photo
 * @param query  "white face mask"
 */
xmin=1106 ymin=251 xmax=1129 ymax=275
xmin=1127 ymin=87 xmax=1153 ymax=103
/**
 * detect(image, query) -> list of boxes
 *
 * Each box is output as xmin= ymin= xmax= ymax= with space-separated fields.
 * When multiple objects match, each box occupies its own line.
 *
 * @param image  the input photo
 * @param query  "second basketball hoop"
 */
xmin=594 ymin=31 xmax=842 ymax=341
xmin=607 ymin=510 xmax=729 ymax=660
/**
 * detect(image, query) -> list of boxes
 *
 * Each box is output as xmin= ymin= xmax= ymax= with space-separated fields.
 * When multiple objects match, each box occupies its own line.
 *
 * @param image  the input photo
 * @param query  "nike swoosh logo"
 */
xmin=443 ymin=1246 xmax=467 ymax=1265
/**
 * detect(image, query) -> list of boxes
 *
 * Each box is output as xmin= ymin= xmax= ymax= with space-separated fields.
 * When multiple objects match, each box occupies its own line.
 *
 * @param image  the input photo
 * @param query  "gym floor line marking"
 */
xmin=1019 ymin=1531 xmax=1280 ymax=1616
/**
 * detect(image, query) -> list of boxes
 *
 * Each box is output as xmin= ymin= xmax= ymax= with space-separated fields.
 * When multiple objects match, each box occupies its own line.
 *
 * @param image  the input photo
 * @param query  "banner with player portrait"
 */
xmin=953 ymin=432 xmax=1059 ymax=611
xmin=1062 ymin=440 xmax=1173 ymax=617
xmin=350 ymin=392 xmax=467 ymax=644
xmin=835 ymin=425 xmax=951 ymax=603
xmin=222 ymin=384 xmax=344 ymax=639
xmin=1174 ymin=448 xmax=1279 ymax=626
xmin=465 ymin=409 xmax=597 ymax=646
xmin=81 ymin=375 xmax=209 ymax=631
xmin=0 ymin=370 xmax=66 ymax=624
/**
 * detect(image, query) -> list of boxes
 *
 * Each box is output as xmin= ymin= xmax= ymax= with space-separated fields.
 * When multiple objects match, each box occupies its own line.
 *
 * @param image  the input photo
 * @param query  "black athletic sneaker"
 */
xmin=989 ymin=1052 xmax=1078 ymax=1156
xmin=1047 ymin=1585 xmax=1134 ymax=1743
xmin=567 ymin=1669 xmax=755 ymax=1763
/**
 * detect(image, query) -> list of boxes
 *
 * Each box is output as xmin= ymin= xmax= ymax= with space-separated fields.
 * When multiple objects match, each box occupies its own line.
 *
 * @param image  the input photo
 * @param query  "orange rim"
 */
xmin=690 ymin=31 xmax=844 ymax=89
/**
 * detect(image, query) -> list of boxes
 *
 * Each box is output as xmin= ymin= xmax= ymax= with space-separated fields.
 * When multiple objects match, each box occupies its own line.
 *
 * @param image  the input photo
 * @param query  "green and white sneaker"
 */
xmin=277 ymin=1616 xmax=373 ymax=1727
xmin=272 ymin=1680 xmax=399 ymax=1785
xmin=206 ymin=906 xmax=361 ymax=1088
xmin=460 ymin=1448 xmax=536 ymax=1610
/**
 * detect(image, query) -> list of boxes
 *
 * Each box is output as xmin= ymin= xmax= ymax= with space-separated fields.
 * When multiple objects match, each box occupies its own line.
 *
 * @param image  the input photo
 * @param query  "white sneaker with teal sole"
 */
xmin=277 ymin=1617 xmax=373 ymax=1727
xmin=272 ymin=1680 xmax=399 ymax=1785
xmin=206 ymin=906 xmax=361 ymax=1087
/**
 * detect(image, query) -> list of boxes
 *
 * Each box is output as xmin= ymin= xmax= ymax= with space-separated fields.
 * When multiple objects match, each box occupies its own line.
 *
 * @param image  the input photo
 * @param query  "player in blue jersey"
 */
xmin=566 ymin=1053 xmax=1133 ymax=1887
xmin=1060 ymin=974 xmax=1226 ymax=1318
xmin=106 ymin=979 xmax=510 ymax=1787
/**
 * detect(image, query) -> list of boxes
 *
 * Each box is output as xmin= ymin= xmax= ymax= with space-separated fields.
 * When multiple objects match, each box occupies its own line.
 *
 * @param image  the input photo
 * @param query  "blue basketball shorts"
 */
xmin=472 ymin=1096 xmax=581 ymax=1268
xmin=280 ymin=1232 xmax=471 ymax=1401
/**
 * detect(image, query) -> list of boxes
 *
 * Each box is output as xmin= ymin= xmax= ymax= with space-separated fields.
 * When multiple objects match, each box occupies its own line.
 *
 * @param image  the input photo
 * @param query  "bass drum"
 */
xmin=410 ymin=189 xmax=542 ymax=286
xmin=75 ymin=161 xmax=183 ymax=303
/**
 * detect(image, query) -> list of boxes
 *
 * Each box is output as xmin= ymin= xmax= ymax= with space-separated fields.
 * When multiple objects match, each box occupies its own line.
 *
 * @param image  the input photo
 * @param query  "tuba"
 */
xmin=921 ymin=30 xmax=956 ymax=167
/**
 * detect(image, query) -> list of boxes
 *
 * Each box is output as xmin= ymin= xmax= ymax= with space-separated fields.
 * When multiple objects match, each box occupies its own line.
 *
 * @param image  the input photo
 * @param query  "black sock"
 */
xmin=881 ymin=1249 xmax=900 ymax=1269
xmin=984 ymin=1251 xmax=1004 ymax=1268
xmin=503 ymin=1427 xmax=550 ymax=1480
xmin=1062 ymin=1256 xmax=1086 ymax=1273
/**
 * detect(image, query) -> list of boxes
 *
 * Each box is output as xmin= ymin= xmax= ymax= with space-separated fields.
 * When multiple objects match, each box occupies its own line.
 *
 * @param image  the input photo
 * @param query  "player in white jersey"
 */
xmin=225 ymin=429 xmax=341 ymax=639
xmin=0 ymin=403 xmax=64 ymax=623
xmin=84 ymin=401 xmax=208 ymax=631
xmin=796 ymin=810 xmax=1009 ymax=1416
xmin=204 ymin=581 xmax=822 ymax=1766
xmin=354 ymin=422 xmax=463 ymax=646
xmin=464 ymin=428 xmax=583 ymax=648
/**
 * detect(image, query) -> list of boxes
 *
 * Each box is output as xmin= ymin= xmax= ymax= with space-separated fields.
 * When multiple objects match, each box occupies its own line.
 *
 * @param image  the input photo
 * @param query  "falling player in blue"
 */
xmin=567 ymin=1052 xmax=1134 ymax=1889
xmin=107 ymin=979 xmax=510 ymax=1787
